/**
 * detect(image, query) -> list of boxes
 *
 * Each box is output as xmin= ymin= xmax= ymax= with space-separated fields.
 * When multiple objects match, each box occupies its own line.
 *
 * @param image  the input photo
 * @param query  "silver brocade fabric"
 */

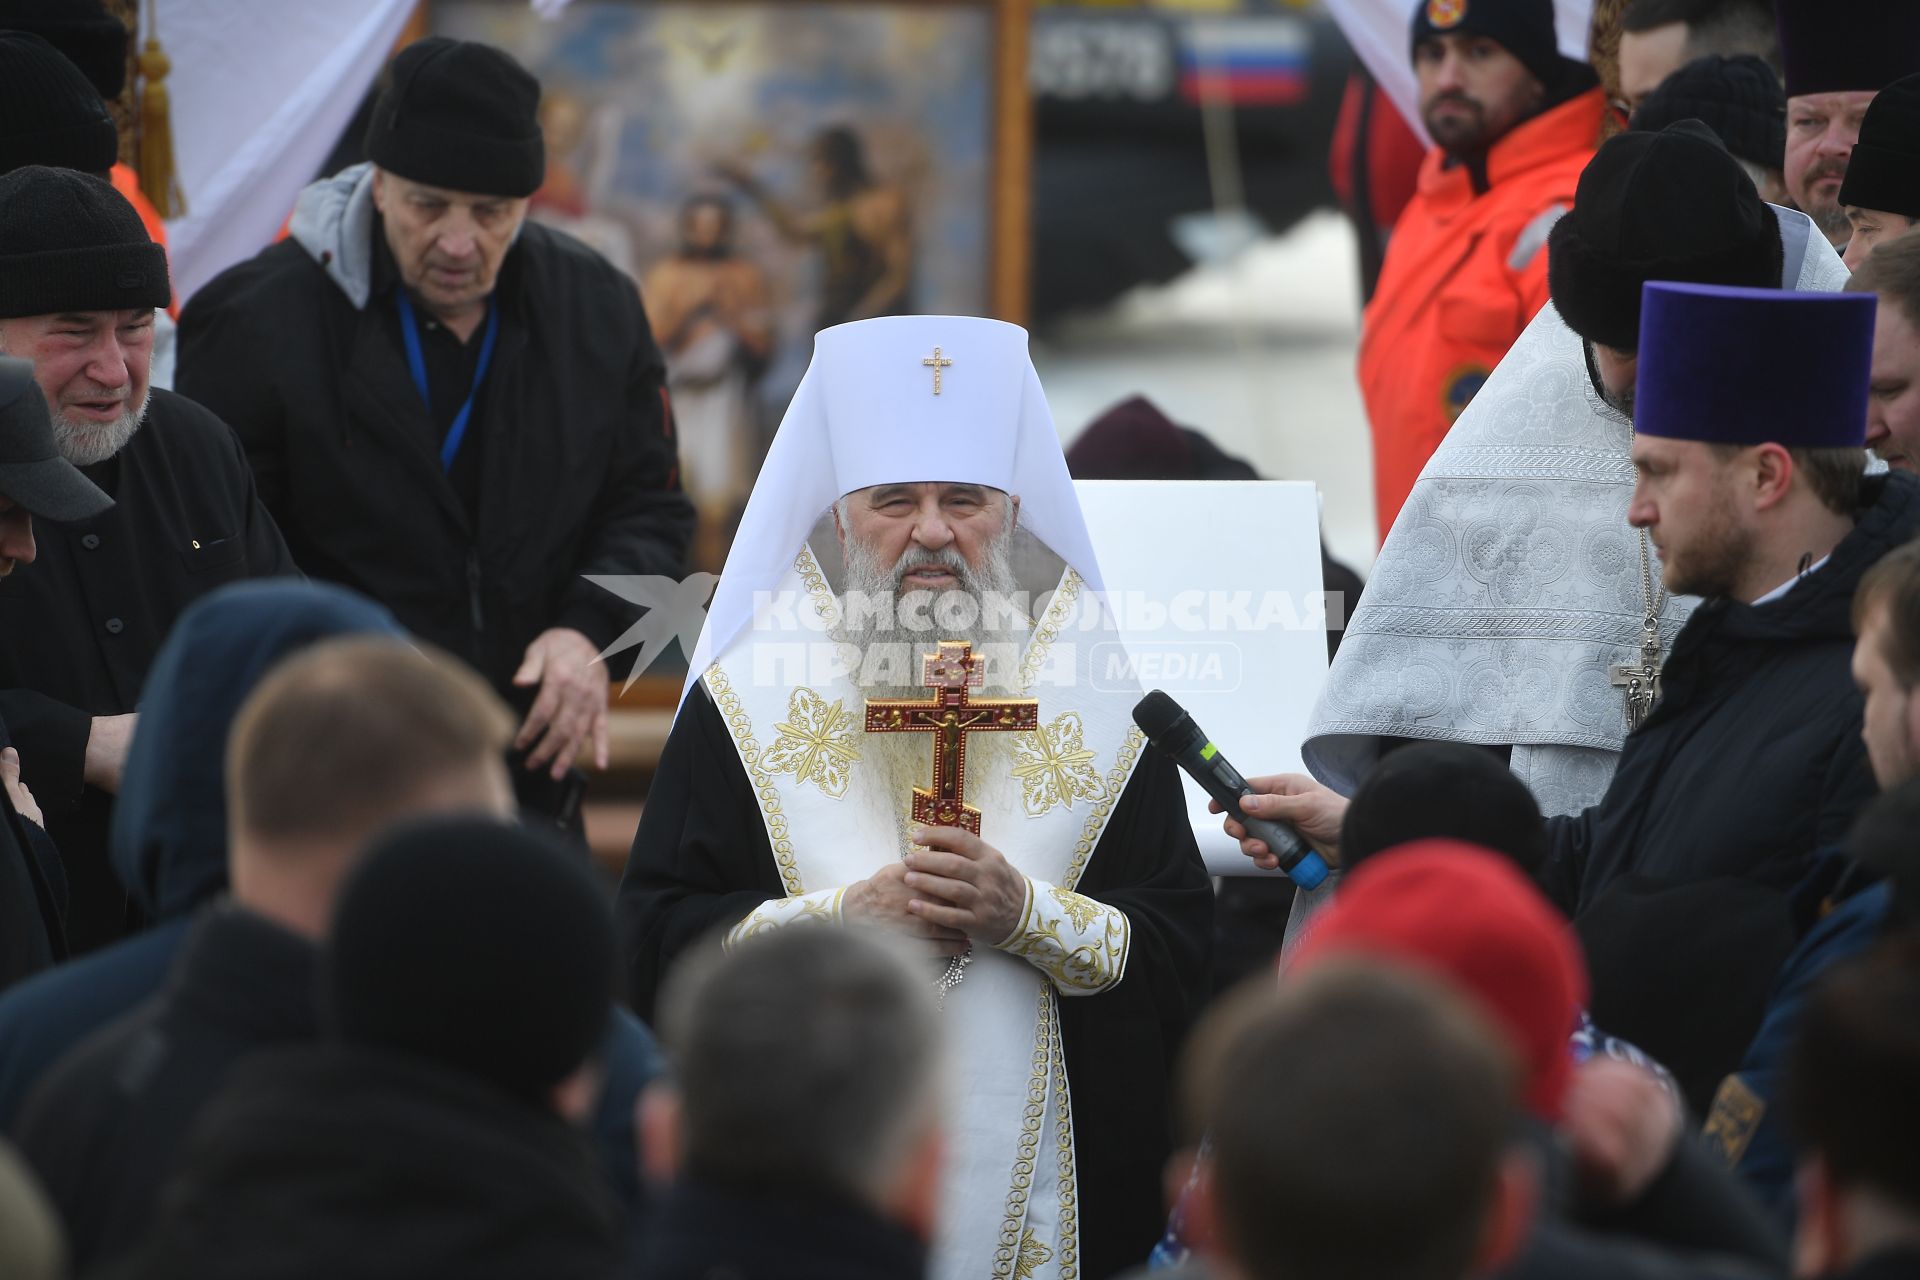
xmin=1303 ymin=206 xmax=1851 ymax=816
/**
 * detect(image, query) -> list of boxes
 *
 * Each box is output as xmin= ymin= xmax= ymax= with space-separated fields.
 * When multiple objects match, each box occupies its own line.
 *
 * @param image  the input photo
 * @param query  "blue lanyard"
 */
xmin=395 ymin=290 xmax=499 ymax=473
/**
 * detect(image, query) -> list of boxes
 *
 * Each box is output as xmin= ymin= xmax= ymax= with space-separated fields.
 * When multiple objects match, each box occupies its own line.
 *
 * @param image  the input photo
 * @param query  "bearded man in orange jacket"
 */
xmin=1360 ymin=0 xmax=1605 ymax=541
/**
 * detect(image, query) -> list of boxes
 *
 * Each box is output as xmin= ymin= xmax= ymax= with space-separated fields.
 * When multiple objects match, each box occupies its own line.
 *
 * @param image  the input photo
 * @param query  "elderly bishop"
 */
xmin=621 ymin=316 xmax=1213 ymax=1280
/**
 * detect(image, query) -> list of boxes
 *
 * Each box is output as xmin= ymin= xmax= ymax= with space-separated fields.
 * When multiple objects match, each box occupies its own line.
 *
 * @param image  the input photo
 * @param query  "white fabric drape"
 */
xmin=154 ymin=0 xmax=416 ymax=303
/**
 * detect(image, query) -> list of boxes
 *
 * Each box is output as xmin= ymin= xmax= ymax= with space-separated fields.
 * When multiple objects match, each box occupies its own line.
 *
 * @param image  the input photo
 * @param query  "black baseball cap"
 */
xmin=0 ymin=357 xmax=112 ymax=521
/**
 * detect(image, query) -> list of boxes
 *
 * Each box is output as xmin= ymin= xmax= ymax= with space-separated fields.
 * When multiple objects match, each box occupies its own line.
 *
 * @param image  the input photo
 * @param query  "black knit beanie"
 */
xmin=0 ymin=166 xmax=169 ymax=318
xmin=1340 ymin=741 xmax=1548 ymax=879
xmin=1631 ymin=55 xmax=1786 ymax=174
xmin=0 ymin=0 xmax=128 ymax=98
xmin=364 ymin=37 xmax=544 ymax=198
xmin=1547 ymin=120 xmax=1781 ymax=351
xmin=0 ymin=32 xmax=118 ymax=177
xmin=1409 ymin=0 xmax=1586 ymax=95
xmin=325 ymin=817 xmax=615 ymax=1105
xmin=1839 ymin=72 xmax=1920 ymax=219
xmin=1776 ymin=0 xmax=1920 ymax=99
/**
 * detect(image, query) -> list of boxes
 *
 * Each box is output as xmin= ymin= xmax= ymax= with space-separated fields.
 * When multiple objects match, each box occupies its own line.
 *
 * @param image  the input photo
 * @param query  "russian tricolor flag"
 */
xmin=1178 ymin=18 xmax=1312 ymax=107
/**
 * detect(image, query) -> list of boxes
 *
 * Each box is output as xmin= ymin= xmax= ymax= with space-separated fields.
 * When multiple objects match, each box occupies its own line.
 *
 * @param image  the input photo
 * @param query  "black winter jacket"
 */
xmin=1541 ymin=471 xmax=1920 ymax=1108
xmin=176 ymin=164 xmax=693 ymax=696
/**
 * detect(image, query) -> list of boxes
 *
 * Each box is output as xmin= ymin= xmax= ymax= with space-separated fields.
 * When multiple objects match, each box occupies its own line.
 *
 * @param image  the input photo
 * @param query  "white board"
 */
xmin=1075 ymin=480 xmax=1331 ymax=876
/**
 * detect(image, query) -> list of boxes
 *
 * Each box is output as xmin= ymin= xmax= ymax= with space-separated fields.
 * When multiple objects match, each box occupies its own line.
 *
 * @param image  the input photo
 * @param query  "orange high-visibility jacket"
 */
xmin=1358 ymin=87 xmax=1605 ymax=542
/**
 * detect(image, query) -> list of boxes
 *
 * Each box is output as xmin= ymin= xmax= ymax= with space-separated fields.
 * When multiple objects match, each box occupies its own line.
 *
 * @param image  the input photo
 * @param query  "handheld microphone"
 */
xmin=1132 ymin=689 xmax=1330 ymax=891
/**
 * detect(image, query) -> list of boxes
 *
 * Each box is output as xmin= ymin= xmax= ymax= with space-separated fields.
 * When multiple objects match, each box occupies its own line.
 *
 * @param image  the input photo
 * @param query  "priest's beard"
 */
xmin=52 ymin=394 xmax=147 ymax=467
xmin=833 ymin=525 xmax=1031 ymax=832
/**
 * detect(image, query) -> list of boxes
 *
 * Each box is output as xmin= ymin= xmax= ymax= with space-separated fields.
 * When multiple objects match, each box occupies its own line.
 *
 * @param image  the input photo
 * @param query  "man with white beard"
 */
xmin=0 ymin=166 xmax=294 ymax=951
xmin=621 ymin=315 xmax=1213 ymax=1280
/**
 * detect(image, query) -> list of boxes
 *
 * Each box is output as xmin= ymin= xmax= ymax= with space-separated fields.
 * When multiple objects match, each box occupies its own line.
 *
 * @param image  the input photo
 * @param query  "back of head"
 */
xmin=1847 ymin=226 xmax=1920 ymax=331
xmin=366 ymin=37 xmax=544 ymax=199
xmin=1787 ymin=937 xmax=1920 ymax=1213
xmin=1549 ymin=120 xmax=1781 ymax=351
xmin=658 ymin=927 xmax=941 ymax=1208
xmin=326 ymin=817 xmax=615 ymax=1105
xmin=226 ymin=635 xmax=514 ymax=853
xmin=1065 ymin=396 xmax=1259 ymax=481
xmin=1621 ymin=0 xmax=1779 ymax=62
xmin=1841 ymin=73 xmax=1920 ymax=227
xmin=1294 ymin=841 xmax=1587 ymax=1120
xmin=109 ymin=581 xmax=404 ymax=920
xmin=0 ymin=0 xmax=129 ymax=98
xmin=0 ymin=31 xmax=117 ymax=178
xmin=1341 ymin=743 xmax=1547 ymax=877
xmin=1190 ymin=963 xmax=1518 ymax=1280
xmin=1630 ymin=55 xmax=1787 ymax=175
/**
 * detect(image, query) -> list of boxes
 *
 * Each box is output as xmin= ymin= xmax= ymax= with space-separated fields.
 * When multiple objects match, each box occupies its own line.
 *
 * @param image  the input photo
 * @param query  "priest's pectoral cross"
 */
xmin=865 ymin=640 xmax=1038 ymax=836
xmin=1610 ymin=625 xmax=1665 ymax=734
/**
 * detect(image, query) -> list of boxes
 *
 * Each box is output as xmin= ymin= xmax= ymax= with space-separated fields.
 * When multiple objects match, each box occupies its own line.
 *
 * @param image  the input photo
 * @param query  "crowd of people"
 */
xmin=0 ymin=1 xmax=1917 ymax=1279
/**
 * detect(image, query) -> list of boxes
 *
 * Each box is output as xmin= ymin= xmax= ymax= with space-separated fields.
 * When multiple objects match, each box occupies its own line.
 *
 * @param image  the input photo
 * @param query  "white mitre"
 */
xmin=684 ymin=314 xmax=1108 ymax=697
xmin=1303 ymin=205 xmax=1851 ymax=816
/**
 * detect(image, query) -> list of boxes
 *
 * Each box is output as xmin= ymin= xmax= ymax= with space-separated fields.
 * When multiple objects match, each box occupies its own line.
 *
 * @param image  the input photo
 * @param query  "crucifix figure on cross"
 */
xmin=921 ymin=346 xmax=954 ymax=395
xmin=865 ymin=639 xmax=1038 ymax=835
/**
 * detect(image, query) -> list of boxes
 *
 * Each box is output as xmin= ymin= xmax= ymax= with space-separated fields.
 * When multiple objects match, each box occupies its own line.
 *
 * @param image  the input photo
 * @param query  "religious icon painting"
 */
xmin=433 ymin=0 xmax=1030 ymax=579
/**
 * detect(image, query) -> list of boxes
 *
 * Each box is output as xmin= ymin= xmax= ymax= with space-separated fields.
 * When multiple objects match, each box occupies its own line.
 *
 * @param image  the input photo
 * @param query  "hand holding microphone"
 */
xmin=1132 ymin=691 xmax=1347 ymax=889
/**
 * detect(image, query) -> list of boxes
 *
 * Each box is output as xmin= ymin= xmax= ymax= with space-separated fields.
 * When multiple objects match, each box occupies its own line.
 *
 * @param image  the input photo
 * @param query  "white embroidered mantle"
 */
xmin=703 ymin=547 xmax=1145 ymax=1280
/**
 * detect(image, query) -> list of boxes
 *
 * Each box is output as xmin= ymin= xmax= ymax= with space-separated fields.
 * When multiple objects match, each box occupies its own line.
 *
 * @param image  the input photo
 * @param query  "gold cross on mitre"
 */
xmin=921 ymin=346 xmax=954 ymax=395
xmin=864 ymin=640 xmax=1038 ymax=835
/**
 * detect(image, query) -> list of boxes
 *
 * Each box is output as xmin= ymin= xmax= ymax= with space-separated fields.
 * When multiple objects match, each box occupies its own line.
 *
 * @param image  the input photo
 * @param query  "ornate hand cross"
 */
xmin=864 ymin=640 xmax=1038 ymax=835
xmin=921 ymin=346 xmax=954 ymax=395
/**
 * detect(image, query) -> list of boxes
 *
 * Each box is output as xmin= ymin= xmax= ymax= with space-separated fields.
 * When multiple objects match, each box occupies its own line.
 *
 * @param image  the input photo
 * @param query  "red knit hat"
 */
xmin=1290 ymin=840 xmax=1588 ymax=1120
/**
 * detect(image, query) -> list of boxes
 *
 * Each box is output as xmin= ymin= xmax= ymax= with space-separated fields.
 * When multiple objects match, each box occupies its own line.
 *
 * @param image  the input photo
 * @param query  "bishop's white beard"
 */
xmin=833 ymin=526 xmax=1032 ymax=833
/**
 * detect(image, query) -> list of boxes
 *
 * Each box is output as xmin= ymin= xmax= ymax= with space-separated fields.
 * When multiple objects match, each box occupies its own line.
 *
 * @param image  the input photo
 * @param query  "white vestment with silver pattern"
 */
xmin=1303 ymin=205 xmax=1851 ymax=816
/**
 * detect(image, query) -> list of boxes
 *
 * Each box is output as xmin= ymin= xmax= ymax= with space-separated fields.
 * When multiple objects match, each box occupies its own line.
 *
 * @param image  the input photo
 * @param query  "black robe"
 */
xmin=0 ymin=388 xmax=297 ymax=951
xmin=619 ymin=684 xmax=1216 ymax=1280
xmin=1539 ymin=470 xmax=1920 ymax=1110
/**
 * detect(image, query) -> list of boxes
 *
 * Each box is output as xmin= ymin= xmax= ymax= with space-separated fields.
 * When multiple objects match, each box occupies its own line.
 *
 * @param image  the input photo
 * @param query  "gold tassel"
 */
xmin=135 ymin=0 xmax=184 ymax=218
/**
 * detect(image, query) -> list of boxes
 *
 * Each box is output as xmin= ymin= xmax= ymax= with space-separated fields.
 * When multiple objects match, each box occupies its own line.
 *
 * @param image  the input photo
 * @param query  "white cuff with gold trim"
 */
xmin=724 ymin=887 xmax=846 ymax=949
xmin=994 ymin=875 xmax=1130 ymax=996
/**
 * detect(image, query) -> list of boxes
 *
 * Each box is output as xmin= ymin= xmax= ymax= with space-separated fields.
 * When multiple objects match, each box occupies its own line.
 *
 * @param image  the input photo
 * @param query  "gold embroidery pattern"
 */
xmin=994 ymin=985 xmax=1053 ymax=1279
xmin=763 ymin=688 xmax=860 ymax=798
xmin=795 ymin=546 xmax=839 ymax=626
xmin=1703 ymin=1074 xmax=1766 ymax=1167
xmin=1014 ymin=1229 xmax=1053 ymax=1280
xmin=1002 ymin=889 xmax=1130 ymax=995
xmin=1018 ymin=570 xmax=1082 ymax=693
xmin=724 ymin=889 xmax=843 ymax=950
xmin=1012 ymin=711 xmax=1107 ymax=817
xmin=1051 ymin=992 xmax=1079 ymax=1279
xmin=1062 ymin=728 xmax=1145 ymax=891
xmin=705 ymin=666 xmax=805 ymax=896
xmin=1050 ymin=887 xmax=1102 ymax=932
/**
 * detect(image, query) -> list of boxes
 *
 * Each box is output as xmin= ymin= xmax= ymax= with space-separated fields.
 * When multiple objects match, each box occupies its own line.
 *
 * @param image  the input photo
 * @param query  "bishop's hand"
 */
xmin=844 ymin=862 xmax=971 ymax=958
xmin=902 ymin=826 xmax=1028 ymax=945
